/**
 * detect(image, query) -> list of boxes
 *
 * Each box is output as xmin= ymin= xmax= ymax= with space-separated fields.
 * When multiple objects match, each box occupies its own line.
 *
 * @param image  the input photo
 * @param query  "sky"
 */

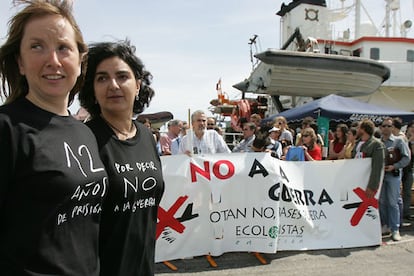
xmin=1 ymin=0 xmax=413 ymax=124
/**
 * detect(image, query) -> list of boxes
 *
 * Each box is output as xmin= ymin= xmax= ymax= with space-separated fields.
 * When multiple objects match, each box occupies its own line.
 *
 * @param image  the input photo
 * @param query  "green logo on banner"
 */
xmin=269 ymin=226 xmax=278 ymax=239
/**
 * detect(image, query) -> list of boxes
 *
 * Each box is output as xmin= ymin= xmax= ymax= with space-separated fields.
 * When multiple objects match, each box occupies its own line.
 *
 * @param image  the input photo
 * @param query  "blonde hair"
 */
xmin=302 ymin=127 xmax=317 ymax=149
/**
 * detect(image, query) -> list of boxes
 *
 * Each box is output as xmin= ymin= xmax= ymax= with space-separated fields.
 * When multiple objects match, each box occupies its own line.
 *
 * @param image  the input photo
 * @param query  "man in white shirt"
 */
xmin=179 ymin=110 xmax=230 ymax=155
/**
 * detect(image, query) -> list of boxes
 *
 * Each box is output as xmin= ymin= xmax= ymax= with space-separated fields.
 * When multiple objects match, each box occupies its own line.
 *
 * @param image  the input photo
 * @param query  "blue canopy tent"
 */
xmin=264 ymin=94 xmax=414 ymax=125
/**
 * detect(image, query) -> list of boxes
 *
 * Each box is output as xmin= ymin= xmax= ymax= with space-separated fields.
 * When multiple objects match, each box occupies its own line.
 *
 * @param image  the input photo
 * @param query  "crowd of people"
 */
xmin=158 ymin=111 xmax=413 ymax=243
xmin=0 ymin=1 xmax=413 ymax=275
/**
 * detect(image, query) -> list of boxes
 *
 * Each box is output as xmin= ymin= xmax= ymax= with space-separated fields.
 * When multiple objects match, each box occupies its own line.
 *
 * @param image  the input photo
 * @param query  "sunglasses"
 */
xmin=302 ymin=134 xmax=310 ymax=137
xmin=381 ymin=125 xmax=393 ymax=128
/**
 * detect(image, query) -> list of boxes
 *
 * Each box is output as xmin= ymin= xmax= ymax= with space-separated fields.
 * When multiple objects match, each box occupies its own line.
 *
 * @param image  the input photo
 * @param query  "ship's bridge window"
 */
xmin=370 ymin=48 xmax=380 ymax=60
xmin=407 ymin=50 xmax=414 ymax=62
xmin=352 ymin=48 xmax=361 ymax=57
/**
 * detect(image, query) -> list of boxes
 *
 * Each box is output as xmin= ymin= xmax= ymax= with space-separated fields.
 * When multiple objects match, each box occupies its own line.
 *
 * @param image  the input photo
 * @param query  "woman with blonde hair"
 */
xmin=274 ymin=116 xmax=294 ymax=144
xmin=301 ymin=127 xmax=322 ymax=161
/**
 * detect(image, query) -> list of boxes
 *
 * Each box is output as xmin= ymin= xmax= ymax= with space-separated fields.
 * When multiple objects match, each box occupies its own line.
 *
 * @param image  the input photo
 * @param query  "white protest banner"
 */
xmin=276 ymin=158 xmax=381 ymax=250
xmin=155 ymin=153 xmax=280 ymax=262
xmin=156 ymin=154 xmax=381 ymax=262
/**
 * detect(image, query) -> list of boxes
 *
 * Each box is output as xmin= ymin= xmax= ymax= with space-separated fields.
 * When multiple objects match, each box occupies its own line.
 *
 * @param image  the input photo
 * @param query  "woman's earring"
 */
xmin=136 ymin=92 xmax=139 ymax=101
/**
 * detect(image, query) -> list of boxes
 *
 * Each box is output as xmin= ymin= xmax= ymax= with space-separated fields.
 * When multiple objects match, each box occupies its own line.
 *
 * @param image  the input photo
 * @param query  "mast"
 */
xmin=355 ymin=0 xmax=361 ymax=38
xmin=385 ymin=0 xmax=392 ymax=37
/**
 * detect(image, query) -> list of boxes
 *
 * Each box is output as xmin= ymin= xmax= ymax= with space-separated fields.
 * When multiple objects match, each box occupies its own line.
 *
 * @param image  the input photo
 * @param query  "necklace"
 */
xmin=101 ymin=115 xmax=134 ymax=137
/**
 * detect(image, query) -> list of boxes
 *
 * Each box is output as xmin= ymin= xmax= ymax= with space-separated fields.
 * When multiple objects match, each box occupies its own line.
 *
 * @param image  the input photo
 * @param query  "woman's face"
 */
xmin=347 ymin=130 xmax=356 ymax=142
xmin=276 ymin=119 xmax=286 ymax=129
xmin=18 ymin=14 xmax=82 ymax=102
xmin=336 ymin=127 xmax=344 ymax=138
xmin=93 ymin=56 xmax=140 ymax=116
xmin=269 ymin=131 xmax=280 ymax=139
xmin=302 ymin=132 xmax=312 ymax=145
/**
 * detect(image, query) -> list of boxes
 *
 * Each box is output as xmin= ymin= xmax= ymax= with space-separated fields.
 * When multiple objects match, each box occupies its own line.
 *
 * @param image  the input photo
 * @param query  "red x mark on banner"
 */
xmin=156 ymin=195 xmax=189 ymax=239
xmin=350 ymin=187 xmax=378 ymax=226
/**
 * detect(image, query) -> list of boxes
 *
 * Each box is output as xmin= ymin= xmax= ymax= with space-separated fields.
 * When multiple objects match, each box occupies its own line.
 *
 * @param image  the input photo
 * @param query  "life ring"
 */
xmin=305 ymin=8 xmax=319 ymax=22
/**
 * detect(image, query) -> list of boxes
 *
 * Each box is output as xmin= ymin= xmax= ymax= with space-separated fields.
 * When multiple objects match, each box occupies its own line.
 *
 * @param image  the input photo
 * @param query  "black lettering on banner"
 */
xmin=269 ymin=183 xmax=333 ymax=206
xmin=279 ymin=224 xmax=305 ymax=235
xmin=318 ymin=189 xmax=334 ymax=205
xmin=248 ymin=159 xmax=269 ymax=178
xmin=279 ymin=166 xmax=289 ymax=182
xmin=210 ymin=208 xmax=247 ymax=223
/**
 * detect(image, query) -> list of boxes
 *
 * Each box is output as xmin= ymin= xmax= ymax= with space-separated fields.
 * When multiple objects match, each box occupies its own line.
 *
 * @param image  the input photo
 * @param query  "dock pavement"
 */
xmin=155 ymin=219 xmax=414 ymax=276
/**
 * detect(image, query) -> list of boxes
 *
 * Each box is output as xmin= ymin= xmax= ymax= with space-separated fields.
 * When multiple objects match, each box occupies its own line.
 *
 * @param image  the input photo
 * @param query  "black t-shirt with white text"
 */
xmin=86 ymin=117 xmax=164 ymax=276
xmin=0 ymin=98 xmax=108 ymax=276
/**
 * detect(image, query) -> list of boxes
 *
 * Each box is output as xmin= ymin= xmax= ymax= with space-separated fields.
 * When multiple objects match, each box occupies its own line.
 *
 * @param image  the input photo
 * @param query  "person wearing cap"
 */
xmin=267 ymin=126 xmax=283 ymax=158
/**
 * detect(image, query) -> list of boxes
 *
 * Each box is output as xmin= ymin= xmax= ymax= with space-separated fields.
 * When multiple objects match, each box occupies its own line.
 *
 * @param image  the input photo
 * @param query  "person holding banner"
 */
xmin=179 ymin=110 xmax=230 ymax=155
xmin=78 ymin=40 xmax=164 ymax=276
xmin=300 ymin=127 xmax=322 ymax=161
xmin=352 ymin=119 xmax=385 ymax=199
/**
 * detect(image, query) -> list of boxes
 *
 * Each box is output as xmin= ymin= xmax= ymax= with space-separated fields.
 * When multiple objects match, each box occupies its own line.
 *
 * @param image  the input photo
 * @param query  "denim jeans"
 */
xmin=379 ymin=172 xmax=401 ymax=231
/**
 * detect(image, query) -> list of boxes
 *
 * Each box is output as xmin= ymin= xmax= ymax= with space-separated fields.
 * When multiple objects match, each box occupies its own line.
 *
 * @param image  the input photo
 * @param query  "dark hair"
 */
xmin=302 ymin=116 xmax=314 ymax=126
xmin=359 ymin=119 xmax=375 ymax=136
xmin=392 ymin=117 xmax=403 ymax=130
xmin=0 ymin=0 xmax=87 ymax=105
xmin=309 ymin=122 xmax=318 ymax=134
xmin=252 ymin=134 xmax=270 ymax=151
xmin=243 ymin=122 xmax=256 ymax=131
xmin=79 ymin=39 xmax=154 ymax=118
xmin=349 ymin=127 xmax=357 ymax=136
xmin=334 ymin=123 xmax=348 ymax=144
xmin=137 ymin=117 xmax=151 ymax=125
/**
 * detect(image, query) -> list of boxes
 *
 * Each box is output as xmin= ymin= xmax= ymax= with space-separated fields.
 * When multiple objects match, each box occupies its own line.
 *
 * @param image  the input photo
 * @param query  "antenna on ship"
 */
xmin=248 ymin=34 xmax=259 ymax=71
xmin=384 ymin=0 xmax=401 ymax=37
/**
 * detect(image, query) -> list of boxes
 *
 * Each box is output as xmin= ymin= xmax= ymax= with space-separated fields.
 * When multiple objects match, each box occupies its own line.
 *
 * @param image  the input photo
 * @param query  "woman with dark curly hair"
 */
xmin=328 ymin=123 xmax=348 ymax=160
xmin=78 ymin=40 xmax=164 ymax=276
